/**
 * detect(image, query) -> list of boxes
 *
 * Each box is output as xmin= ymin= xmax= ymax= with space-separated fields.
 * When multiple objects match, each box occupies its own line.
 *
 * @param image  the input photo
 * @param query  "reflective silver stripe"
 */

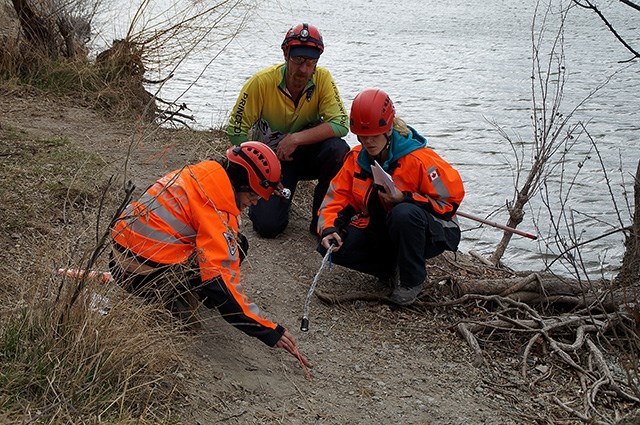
xmin=221 ymin=259 xmax=263 ymax=317
xmin=247 ymin=300 xmax=261 ymax=316
xmin=233 ymin=281 xmax=262 ymax=316
xmin=121 ymin=198 xmax=195 ymax=246
xmin=318 ymin=180 xmax=339 ymax=230
xmin=138 ymin=193 xmax=196 ymax=240
xmin=427 ymin=166 xmax=451 ymax=199
xmin=433 ymin=214 xmax=460 ymax=228
xmin=416 ymin=192 xmax=450 ymax=211
xmin=432 ymin=197 xmax=450 ymax=210
xmin=128 ymin=218 xmax=185 ymax=245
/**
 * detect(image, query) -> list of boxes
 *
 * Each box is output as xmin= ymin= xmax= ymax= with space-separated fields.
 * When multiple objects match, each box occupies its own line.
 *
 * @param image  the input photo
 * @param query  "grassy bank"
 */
xmin=0 ymin=94 xmax=201 ymax=423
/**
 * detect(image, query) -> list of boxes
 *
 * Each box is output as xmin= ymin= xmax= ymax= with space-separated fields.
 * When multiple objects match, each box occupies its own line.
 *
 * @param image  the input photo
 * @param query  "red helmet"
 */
xmin=226 ymin=142 xmax=281 ymax=199
xmin=281 ymin=23 xmax=324 ymax=58
xmin=349 ymin=88 xmax=396 ymax=136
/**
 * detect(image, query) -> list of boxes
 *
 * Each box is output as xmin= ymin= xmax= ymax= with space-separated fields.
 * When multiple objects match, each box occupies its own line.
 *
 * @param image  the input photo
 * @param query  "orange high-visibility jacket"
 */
xmin=112 ymin=160 xmax=281 ymax=341
xmin=319 ymin=144 xmax=465 ymax=233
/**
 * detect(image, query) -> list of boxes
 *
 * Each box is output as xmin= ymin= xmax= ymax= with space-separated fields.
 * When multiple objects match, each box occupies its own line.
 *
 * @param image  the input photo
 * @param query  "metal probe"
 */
xmin=300 ymin=243 xmax=334 ymax=332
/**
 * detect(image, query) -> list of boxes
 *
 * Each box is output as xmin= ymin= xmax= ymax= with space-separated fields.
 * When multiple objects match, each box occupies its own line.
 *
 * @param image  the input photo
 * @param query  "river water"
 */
xmin=95 ymin=0 xmax=639 ymax=277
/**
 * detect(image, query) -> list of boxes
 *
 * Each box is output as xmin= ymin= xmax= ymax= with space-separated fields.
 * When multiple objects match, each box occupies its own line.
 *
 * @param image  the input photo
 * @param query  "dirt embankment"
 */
xmin=2 ymin=88 xmax=637 ymax=424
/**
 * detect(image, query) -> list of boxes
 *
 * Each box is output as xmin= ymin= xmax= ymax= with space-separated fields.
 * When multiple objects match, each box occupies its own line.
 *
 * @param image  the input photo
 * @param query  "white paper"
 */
xmin=371 ymin=160 xmax=400 ymax=196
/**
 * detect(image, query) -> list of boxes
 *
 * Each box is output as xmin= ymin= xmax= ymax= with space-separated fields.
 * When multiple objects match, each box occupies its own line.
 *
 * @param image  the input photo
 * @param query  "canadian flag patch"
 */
xmin=429 ymin=169 xmax=440 ymax=181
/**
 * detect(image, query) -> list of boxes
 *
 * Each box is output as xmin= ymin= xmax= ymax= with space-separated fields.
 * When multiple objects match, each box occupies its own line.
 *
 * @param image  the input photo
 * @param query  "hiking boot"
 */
xmin=390 ymin=283 xmax=424 ymax=306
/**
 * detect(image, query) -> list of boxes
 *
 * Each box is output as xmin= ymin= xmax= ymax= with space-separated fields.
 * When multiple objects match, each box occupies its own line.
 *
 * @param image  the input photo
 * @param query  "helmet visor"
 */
xmin=289 ymin=45 xmax=321 ymax=59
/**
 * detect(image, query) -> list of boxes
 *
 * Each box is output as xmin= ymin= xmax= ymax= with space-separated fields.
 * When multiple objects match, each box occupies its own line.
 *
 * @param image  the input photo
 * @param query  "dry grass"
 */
xmin=0 ymin=269 xmax=187 ymax=423
xmin=0 ymin=118 xmax=191 ymax=423
xmin=0 ymin=7 xmax=154 ymax=122
xmin=0 ymin=1 xmax=270 ymax=422
xmin=1 ymin=0 xmax=253 ymax=126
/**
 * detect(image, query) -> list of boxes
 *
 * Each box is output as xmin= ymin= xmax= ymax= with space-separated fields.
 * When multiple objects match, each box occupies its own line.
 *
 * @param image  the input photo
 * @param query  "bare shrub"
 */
xmin=2 ymin=0 xmax=254 ymax=124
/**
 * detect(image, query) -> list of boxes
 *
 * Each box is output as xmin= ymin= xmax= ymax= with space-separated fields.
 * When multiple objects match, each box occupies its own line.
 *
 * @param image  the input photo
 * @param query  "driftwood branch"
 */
xmin=453 ymin=273 xmax=640 ymax=312
xmin=315 ymin=280 xmax=639 ymax=421
xmin=456 ymin=323 xmax=484 ymax=367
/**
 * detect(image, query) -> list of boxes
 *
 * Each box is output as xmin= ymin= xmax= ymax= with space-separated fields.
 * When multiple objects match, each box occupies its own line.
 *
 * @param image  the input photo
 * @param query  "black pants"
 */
xmin=249 ymin=136 xmax=349 ymax=238
xmin=109 ymin=233 xmax=249 ymax=305
xmin=317 ymin=203 xmax=461 ymax=288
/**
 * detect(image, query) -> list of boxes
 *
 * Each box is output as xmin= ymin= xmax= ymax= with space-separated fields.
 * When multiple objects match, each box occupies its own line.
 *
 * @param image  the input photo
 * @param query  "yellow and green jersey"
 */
xmin=227 ymin=64 xmax=348 ymax=146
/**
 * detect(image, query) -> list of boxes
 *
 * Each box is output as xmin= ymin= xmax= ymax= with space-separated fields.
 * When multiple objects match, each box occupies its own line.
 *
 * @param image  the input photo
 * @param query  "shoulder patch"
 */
xmin=429 ymin=168 xmax=440 ymax=182
xmin=223 ymin=232 xmax=237 ymax=257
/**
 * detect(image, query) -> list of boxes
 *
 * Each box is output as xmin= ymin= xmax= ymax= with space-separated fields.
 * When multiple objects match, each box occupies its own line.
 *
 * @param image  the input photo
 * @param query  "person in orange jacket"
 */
xmin=110 ymin=141 xmax=310 ymax=367
xmin=317 ymin=88 xmax=465 ymax=306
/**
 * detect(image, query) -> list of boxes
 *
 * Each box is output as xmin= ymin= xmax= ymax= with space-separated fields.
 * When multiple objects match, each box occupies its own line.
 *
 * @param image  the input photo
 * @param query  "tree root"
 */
xmin=456 ymin=323 xmax=484 ymax=367
xmin=313 ymin=284 xmax=640 ymax=423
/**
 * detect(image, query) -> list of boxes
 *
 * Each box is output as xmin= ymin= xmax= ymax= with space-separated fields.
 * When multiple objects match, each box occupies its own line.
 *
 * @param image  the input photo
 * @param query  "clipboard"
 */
xmin=371 ymin=160 xmax=399 ymax=196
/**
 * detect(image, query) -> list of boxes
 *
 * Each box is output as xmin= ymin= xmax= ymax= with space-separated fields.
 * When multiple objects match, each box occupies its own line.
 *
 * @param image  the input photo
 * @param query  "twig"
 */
xmin=529 ymin=366 xmax=553 ymax=389
xmin=544 ymin=226 xmax=631 ymax=271
xmin=521 ymin=333 xmax=542 ymax=378
xmin=553 ymin=396 xmax=592 ymax=422
xmin=457 ymin=323 xmax=484 ymax=367
xmin=220 ymin=410 xmax=247 ymax=422
xmin=295 ymin=351 xmax=312 ymax=382
xmin=469 ymin=250 xmax=494 ymax=267
xmin=572 ymin=0 xmax=640 ymax=61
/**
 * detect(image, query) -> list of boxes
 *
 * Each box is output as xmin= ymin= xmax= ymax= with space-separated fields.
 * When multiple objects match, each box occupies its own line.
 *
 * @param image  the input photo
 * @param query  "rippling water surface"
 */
xmin=97 ymin=0 xmax=639 ymax=276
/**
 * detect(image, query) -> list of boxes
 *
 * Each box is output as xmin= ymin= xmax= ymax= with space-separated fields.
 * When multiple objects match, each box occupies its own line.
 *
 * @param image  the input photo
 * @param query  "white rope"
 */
xmin=300 ymin=244 xmax=334 ymax=332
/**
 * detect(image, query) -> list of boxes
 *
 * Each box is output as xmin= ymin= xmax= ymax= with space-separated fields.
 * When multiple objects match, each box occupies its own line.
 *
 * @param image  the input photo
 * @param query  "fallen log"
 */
xmin=453 ymin=273 xmax=640 ymax=312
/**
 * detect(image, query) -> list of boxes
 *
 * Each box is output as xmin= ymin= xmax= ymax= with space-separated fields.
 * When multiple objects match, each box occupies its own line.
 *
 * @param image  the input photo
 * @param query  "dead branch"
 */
xmin=456 ymin=323 xmax=484 ymax=367
xmin=587 ymin=338 xmax=640 ymax=403
xmin=553 ymin=396 xmax=601 ymax=423
xmin=469 ymin=250 xmax=495 ymax=267
xmin=522 ymin=334 xmax=543 ymax=377
xmin=618 ymin=160 xmax=640 ymax=286
xmin=454 ymin=273 xmax=640 ymax=312
xmin=499 ymin=273 xmax=542 ymax=297
xmin=454 ymin=273 xmax=581 ymax=297
xmin=573 ymin=0 xmax=640 ymax=62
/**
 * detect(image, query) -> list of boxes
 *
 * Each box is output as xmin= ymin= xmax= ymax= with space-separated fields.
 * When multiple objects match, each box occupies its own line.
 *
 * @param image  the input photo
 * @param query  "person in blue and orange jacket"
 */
xmin=226 ymin=23 xmax=350 ymax=238
xmin=316 ymin=88 xmax=465 ymax=306
xmin=110 ymin=141 xmax=310 ymax=367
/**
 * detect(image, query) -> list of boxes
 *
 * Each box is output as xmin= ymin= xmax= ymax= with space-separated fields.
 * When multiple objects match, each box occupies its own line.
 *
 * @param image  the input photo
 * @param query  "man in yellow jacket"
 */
xmin=227 ymin=23 xmax=350 ymax=237
xmin=318 ymin=89 xmax=465 ymax=306
xmin=111 ymin=141 xmax=309 ymax=367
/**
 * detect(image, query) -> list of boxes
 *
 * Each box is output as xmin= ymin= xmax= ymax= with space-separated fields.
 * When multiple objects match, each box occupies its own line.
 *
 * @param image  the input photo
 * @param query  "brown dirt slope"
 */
xmin=2 ymin=88 xmax=631 ymax=424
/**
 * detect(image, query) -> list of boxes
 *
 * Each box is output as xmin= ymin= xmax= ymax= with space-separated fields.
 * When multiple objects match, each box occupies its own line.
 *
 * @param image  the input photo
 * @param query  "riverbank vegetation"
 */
xmin=0 ymin=122 xmax=186 ymax=422
xmin=0 ymin=1 xmax=242 ymax=422
xmin=1 ymin=0 xmax=639 ymax=423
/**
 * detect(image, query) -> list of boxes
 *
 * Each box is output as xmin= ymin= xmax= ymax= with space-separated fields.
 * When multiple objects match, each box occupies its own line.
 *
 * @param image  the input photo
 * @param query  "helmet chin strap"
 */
xmin=370 ymin=133 xmax=392 ymax=164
